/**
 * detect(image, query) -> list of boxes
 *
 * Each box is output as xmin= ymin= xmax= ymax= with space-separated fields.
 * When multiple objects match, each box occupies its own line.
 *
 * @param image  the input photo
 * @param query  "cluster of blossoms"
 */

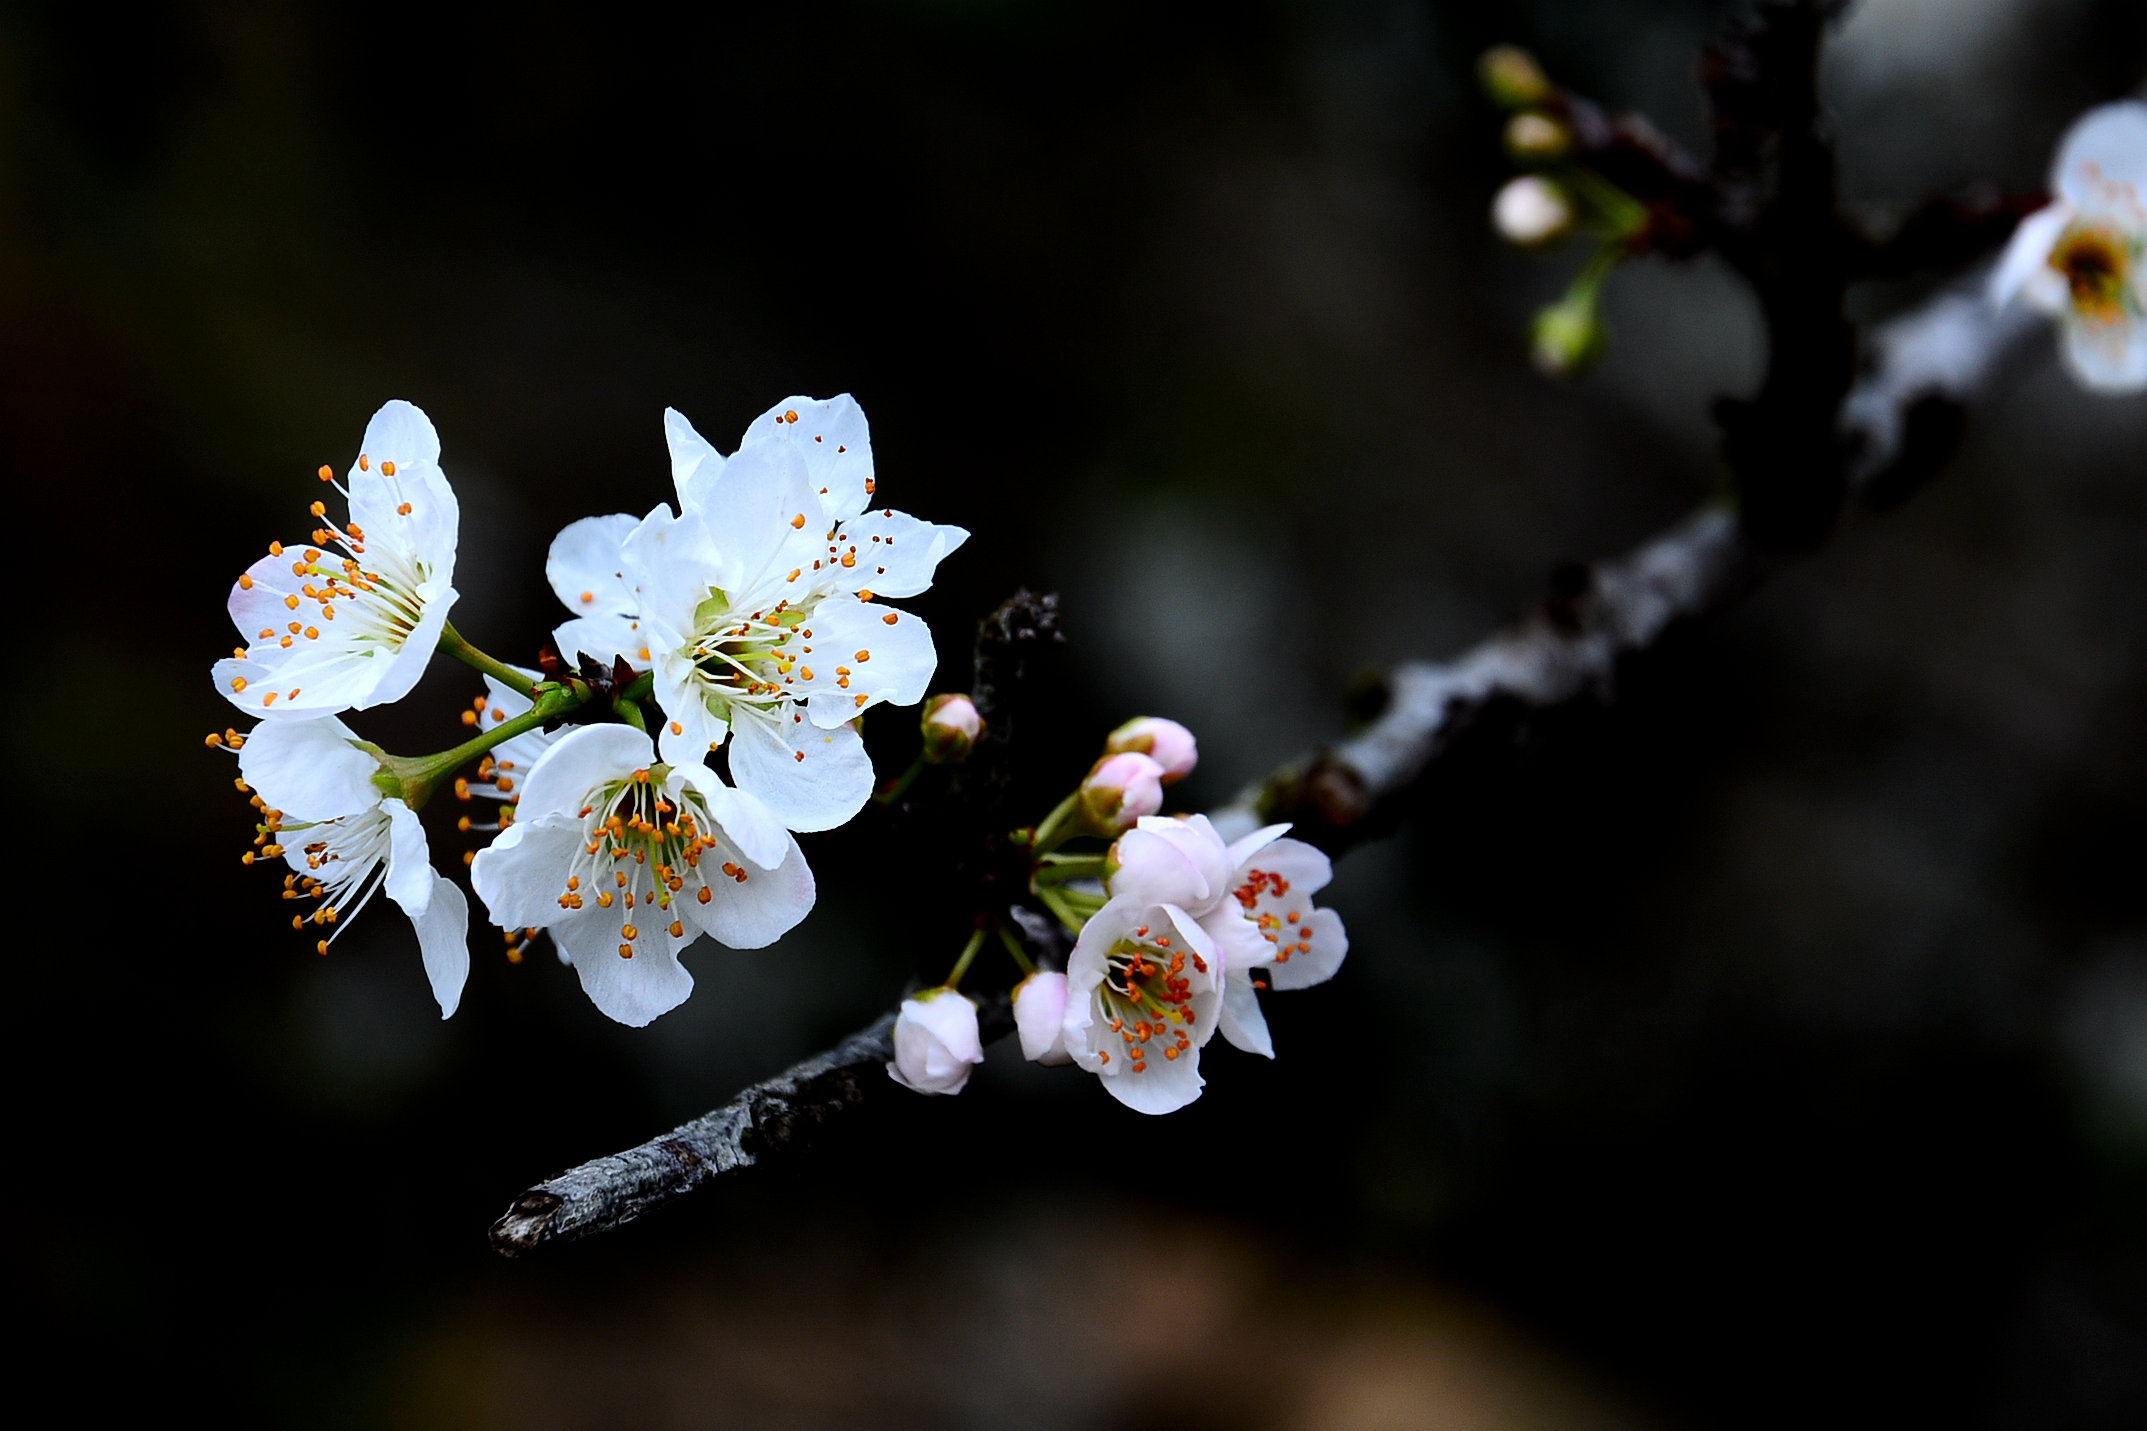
xmin=886 ymin=717 xmax=1351 ymax=1115
xmin=1992 ymin=100 xmax=2147 ymax=394
xmin=212 ymin=396 xmax=965 ymax=1026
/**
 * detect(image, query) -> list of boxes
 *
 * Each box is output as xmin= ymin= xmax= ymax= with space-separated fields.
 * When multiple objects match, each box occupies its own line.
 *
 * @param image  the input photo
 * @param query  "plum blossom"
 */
xmin=214 ymin=401 xmax=461 ymax=718
xmin=921 ymin=693 xmax=984 ymax=764
xmin=546 ymin=396 xmax=968 ymax=833
xmin=469 ymin=723 xmax=813 ymax=1026
xmin=888 ymin=988 xmax=986 ymax=1094
xmin=235 ymin=715 xmax=471 ymax=1017
xmin=1992 ymin=100 xmax=2147 ymax=393
xmin=1061 ymin=900 xmax=1222 ymax=1113
xmin=1108 ymin=814 xmax=1349 ymax=1060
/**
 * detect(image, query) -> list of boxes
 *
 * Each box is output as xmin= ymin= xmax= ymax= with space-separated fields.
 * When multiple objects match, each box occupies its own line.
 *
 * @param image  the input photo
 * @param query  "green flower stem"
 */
xmin=996 ymin=923 xmax=1037 ymax=977
xmin=874 ymin=753 xmax=927 ymax=806
xmin=437 ymin=622 xmax=539 ymax=700
xmin=1032 ymin=854 xmax=1108 ymax=889
xmin=1029 ymin=793 xmax=1085 ymax=855
xmin=1035 ymin=884 xmax=1087 ymax=938
xmin=945 ymin=926 xmax=988 ymax=989
xmin=373 ymin=681 xmax=591 ymax=810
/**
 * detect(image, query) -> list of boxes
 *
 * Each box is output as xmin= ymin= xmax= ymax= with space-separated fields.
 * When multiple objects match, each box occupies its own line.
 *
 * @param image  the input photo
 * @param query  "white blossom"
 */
xmin=469 ymin=723 xmax=814 ymax=1026
xmin=214 ymin=401 xmax=461 ymax=718
xmin=1061 ymin=900 xmax=1222 ymax=1114
xmin=1992 ymin=100 xmax=2147 ymax=393
xmin=1012 ymin=971 xmax=1074 ymax=1065
xmin=236 ymin=715 xmax=470 ymax=1017
xmin=1108 ymin=814 xmax=1349 ymax=1060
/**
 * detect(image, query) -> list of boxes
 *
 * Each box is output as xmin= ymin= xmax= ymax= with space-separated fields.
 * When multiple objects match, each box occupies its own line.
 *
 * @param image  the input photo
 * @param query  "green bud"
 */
xmin=1479 ymin=45 xmax=1554 ymax=110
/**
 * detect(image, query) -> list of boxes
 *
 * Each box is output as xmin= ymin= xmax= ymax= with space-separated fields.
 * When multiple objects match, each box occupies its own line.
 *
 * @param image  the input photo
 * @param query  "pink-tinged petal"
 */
xmin=1110 ymin=815 xmax=1232 ymax=911
xmin=1235 ymin=837 xmax=1334 ymax=903
xmin=738 ymin=394 xmax=875 ymax=519
xmin=832 ymin=509 xmax=967 ymax=599
xmin=2053 ymin=100 xmax=2147 ymax=213
xmin=546 ymin=513 xmax=640 ymax=617
xmin=513 ymin=723 xmax=653 ymax=821
xmin=236 ymin=714 xmax=380 ymax=821
xmin=1265 ymin=907 xmax=1349 ymax=991
xmin=887 ymin=989 xmax=985 ymax=1095
xmin=1218 ymin=973 xmax=1275 ymax=1059
xmin=788 ymin=598 xmax=939 ymax=728
xmin=1014 ymin=971 xmax=1074 ymax=1065
xmin=665 ymin=407 xmax=727 ymax=512
xmin=686 ymin=830 xmax=816 ymax=949
xmin=727 ymin=713 xmax=874 ymax=832
xmin=1989 ymin=204 xmax=2072 ymax=312
xmin=2062 ymin=309 xmax=2147 ymax=393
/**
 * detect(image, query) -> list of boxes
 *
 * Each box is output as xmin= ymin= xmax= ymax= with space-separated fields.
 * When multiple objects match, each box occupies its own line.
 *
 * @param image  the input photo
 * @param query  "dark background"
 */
xmin=6 ymin=1 xmax=2146 ymax=1426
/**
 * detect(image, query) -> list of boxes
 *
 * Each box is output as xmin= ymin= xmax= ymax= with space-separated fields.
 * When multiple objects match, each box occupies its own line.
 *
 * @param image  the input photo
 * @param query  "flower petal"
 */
xmin=1218 ymin=972 xmax=1275 ymax=1058
xmin=2062 ymin=309 xmax=2147 ymax=393
xmin=561 ymin=934 xmax=695 ymax=1027
xmin=236 ymin=714 xmax=381 ymax=821
xmin=470 ymin=817 xmax=587 ymax=929
xmin=738 ymin=394 xmax=875 ymax=519
xmin=513 ymin=723 xmax=653 ymax=822
xmin=2053 ymin=100 xmax=2147 ymax=212
xmin=833 ymin=509 xmax=968 ymax=599
xmin=726 ymin=712 xmax=874 ymax=833
xmin=1265 ymin=907 xmax=1349 ymax=991
xmin=546 ymin=513 xmax=640 ymax=617
xmin=665 ymin=407 xmax=727 ymax=512
xmin=1989 ymin=204 xmax=2072 ymax=312
xmin=403 ymin=872 xmax=471 ymax=1019
xmin=677 ymin=769 xmax=789 ymax=870
xmin=686 ymin=830 xmax=816 ymax=949
xmin=787 ymin=597 xmax=939 ymax=728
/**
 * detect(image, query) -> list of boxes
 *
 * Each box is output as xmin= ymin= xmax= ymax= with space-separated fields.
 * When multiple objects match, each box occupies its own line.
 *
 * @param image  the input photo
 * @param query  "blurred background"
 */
xmin=6 ymin=1 xmax=2146 ymax=1426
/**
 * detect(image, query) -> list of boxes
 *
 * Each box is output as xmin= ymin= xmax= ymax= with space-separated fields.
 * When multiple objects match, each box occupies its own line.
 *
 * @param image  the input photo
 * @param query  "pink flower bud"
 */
xmin=920 ymin=692 xmax=984 ymax=763
xmin=1079 ymin=752 xmax=1167 ymax=833
xmin=1013 ymin=971 xmax=1074 ymax=1065
xmin=1493 ymin=175 xmax=1573 ymax=247
xmin=887 ymin=988 xmax=984 ymax=1095
xmin=1103 ymin=717 xmax=1198 ymax=784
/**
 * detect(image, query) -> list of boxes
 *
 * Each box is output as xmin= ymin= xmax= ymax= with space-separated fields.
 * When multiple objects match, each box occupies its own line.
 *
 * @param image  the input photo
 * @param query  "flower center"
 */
xmin=555 ymin=768 xmax=747 ymax=958
xmin=2050 ymin=222 xmax=2133 ymax=322
xmin=235 ymin=779 xmax=393 ymax=957
xmin=683 ymin=590 xmax=813 ymax=724
xmin=1097 ymin=928 xmax=1203 ymax=1075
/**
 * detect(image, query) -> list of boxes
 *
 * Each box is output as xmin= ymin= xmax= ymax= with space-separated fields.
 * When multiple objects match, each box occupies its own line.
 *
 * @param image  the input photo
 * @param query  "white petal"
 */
xmin=1989 ymin=205 xmax=2072 ymax=312
xmin=513 ymin=723 xmax=654 ymax=821
xmin=832 ymin=509 xmax=967 ymax=599
xmin=236 ymin=714 xmax=381 ymax=821
xmin=2053 ymin=100 xmax=2147 ymax=212
xmin=471 ymin=817 xmax=587 ymax=930
xmin=1100 ymin=1043 xmax=1205 ymax=1114
xmin=2062 ymin=310 xmax=2147 ymax=393
xmin=691 ymin=444 xmax=828 ymax=600
xmin=551 ymin=612 xmax=643 ymax=668
xmin=347 ymin=401 xmax=458 ymax=572
xmin=1111 ymin=819 xmax=1227 ymax=910
xmin=687 ymin=830 xmax=816 ymax=949
xmin=1239 ymin=837 xmax=1334 ymax=901
xmin=1265 ymin=907 xmax=1349 ymax=991
xmin=727 ymin=712 xmax=874 ymax=833
xmin=348 ymin=582 xmax=456 ymax=712
xmin=1014 ymin=972 xmax=1074 ymax=1065
xmin=679 ymin=770 xmax=789 ymax=870
xmin=562 ymin=933 xmax=696 ymax=1027
xmin=788 ymin=598 xmax=939 ymax=727
xmin=665 ymin=407 xmax=727 ymax=512
xmin=403 ymin=872 xmax=471 ymax=1018
xmin=1222 ymin=822 xmax=1292 ymax=871
xmin=738 ymin=394 xmax=875 ymax=518
xmin=1218 ymin=972 xmax=1275 ymax=1058
xmin=384 ymin=801 xmax=438 ymax=913
xmin=546 ymin=513 xmax=640 ymax=617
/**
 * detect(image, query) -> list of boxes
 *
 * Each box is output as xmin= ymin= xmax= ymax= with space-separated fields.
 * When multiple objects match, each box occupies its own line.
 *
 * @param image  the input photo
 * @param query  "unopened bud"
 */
xmin=1504 ymin=111 xmax=1570 ymax=162
xmin=1013 ymin=971 xmax=1074 ymax=1066
xmin=1493 ymin=176 xmax=1574 ymax=247
xmin=920 ymin=692 xmax=984 ymax=763
xmin=1479 ymin=45 xmax=1553 ymax=110
xmin=887 ymin=988 xmax=984 ymax=1095
xmin=1531 ymin=284 xmax=1606 ymax=377
xmin=1102 ymin=716 xmax=1197 ymax=784
xmin=1079 ymin=752 xmax=1167 ymax=833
